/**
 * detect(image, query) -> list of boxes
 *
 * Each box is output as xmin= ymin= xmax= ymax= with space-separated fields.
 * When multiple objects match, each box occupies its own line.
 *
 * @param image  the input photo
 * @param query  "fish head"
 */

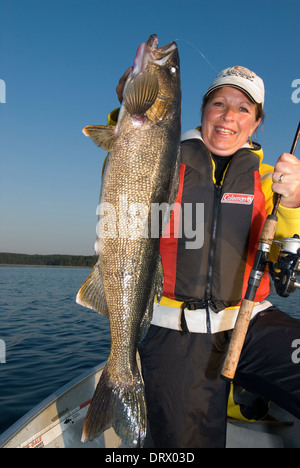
xmin=123 ymin=34 xmax=181 ymax=123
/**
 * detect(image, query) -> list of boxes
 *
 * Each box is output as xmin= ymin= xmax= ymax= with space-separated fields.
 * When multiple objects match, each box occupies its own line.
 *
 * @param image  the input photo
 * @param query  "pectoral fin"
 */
xmin=76 ymin=261 xmax=108 ymax=316
xmin=83 ymin=125 xmax=115 ymax=151
xmin=123 ymin=72 xmax=159 ymax=116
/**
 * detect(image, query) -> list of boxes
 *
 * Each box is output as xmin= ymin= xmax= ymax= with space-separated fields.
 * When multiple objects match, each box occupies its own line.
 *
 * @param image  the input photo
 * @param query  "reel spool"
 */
xmin=269 ymin=234 xmax=300 ymax=297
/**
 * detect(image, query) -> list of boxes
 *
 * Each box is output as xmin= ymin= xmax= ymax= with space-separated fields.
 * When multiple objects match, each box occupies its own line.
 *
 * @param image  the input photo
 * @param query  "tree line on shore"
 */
xmin=0 ymin=252 xmax=98 ymax=267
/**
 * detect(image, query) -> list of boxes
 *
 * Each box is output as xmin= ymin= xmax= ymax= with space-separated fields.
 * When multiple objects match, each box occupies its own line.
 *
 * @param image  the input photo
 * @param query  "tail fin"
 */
xmin=81 ymin=364 xmax=147 ymax=448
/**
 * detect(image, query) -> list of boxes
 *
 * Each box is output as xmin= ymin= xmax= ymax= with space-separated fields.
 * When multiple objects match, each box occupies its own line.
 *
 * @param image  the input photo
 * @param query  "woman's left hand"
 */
xmin=272 ymin=153 xmax=300 ymax=208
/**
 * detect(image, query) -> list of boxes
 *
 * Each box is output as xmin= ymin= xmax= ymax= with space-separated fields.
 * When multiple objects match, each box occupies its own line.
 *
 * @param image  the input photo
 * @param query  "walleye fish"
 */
xmin=76 ymin=34 xmax=181 ymax=448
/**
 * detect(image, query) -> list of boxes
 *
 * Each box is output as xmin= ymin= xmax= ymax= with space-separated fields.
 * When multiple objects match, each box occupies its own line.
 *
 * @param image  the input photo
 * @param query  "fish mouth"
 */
xmin=132 ymin=34 xmax=178 ymax=75
xmin=147 ymin=34 xmax=159 ymax=50
xmin=123 ymin=35 xmax=179 ymax=117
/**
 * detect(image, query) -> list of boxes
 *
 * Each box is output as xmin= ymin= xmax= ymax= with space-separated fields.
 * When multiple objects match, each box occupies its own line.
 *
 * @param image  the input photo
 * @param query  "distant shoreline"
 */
xmin=0 ymin=253 xmax=97 ymax=268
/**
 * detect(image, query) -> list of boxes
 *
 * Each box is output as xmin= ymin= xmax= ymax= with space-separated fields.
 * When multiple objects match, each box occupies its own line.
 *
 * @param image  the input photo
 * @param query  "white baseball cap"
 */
xmin=205 ymin=66 xmax=265 ymax=107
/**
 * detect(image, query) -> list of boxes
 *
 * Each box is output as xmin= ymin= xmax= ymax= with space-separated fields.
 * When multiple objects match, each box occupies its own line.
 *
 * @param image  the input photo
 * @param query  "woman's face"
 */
xmin=201 ymin=87 xmax=261 ymax=156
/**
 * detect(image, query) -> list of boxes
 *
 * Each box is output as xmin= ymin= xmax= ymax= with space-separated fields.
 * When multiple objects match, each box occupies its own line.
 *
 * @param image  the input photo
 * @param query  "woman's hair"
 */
xmin=201 ymin=88 xmax=265 ymax=126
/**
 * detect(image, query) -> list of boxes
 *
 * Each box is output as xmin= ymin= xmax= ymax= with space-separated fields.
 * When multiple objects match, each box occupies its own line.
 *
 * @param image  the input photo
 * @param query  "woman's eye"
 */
xmin=240 ymin=106 xmax=249 ymax=113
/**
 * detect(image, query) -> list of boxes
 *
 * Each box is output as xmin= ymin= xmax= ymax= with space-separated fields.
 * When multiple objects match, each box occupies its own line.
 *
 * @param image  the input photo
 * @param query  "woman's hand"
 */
xmin=272 ymin=153 xmax=300 ymax=208
xmin=116 ymin=67 xmax=133 ymax=103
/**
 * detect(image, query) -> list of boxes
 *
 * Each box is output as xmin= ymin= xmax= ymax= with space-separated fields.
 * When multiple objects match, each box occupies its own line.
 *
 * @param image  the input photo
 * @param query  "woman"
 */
xmin=116 ymin=66 xmax=300 ymax=448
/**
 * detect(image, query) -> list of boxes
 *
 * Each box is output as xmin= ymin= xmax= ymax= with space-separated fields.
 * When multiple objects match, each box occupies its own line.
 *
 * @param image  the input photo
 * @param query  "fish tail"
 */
xmin=81 ymin=365 xmax=147 ymax=448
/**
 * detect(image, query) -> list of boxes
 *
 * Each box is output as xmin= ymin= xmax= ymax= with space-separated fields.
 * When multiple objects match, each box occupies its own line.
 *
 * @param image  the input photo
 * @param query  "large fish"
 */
xmin=76 ymin=34 xmax=181 ymax=448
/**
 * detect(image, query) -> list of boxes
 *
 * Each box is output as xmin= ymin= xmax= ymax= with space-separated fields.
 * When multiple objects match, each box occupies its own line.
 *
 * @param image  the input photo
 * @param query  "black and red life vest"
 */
xmin=160 ymin=138 xmax=271 ymax=312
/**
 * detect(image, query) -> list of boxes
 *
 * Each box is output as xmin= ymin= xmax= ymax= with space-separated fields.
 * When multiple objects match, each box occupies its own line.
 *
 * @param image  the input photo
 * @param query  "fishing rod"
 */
xmin=221 ymin=120 xmax=300 ymax=381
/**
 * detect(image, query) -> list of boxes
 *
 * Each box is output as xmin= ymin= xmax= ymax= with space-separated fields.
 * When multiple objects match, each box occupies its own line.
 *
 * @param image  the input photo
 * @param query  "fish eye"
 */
xmin=169 ymin=66 xmax=177 ymax=75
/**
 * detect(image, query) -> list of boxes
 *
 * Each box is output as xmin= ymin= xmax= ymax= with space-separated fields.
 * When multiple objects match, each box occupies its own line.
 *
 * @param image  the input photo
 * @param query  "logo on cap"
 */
xmin=222 ymin=66 xmax=256 ymax=82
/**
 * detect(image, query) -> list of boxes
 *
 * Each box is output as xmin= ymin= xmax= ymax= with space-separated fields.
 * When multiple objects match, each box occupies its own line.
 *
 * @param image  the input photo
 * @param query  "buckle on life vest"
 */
xmin=180 ymin=300 xmax=208 ymax=334
xmin=184 ymin=300 xmax=207 ymax=310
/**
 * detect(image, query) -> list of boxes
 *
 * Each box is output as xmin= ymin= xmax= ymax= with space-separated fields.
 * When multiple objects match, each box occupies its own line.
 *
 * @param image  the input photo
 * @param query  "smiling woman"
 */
xmin=133 ymin=64 xmax=300 ymax=448
xmin=200 ymin=66 xmax=265 ymax=156
xmin=201 ymin=87 xmax=260 ymax=156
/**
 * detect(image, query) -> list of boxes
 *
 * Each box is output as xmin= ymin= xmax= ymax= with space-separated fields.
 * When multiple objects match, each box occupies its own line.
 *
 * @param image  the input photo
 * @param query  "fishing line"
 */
xmin=174 ymin=38 xmax=218 ymax=73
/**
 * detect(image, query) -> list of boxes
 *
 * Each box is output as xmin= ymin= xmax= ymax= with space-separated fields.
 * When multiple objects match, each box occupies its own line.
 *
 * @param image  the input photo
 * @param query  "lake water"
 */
xmin=0 ymin=266 xmax=110 ymax=435
xmin=0 ymin=266 xmax=299 ymax=436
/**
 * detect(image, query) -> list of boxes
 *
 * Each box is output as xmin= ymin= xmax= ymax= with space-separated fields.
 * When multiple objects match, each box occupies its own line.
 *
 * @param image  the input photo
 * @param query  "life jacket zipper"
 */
xmin=204 ymin=183 xmax=223 ymax=332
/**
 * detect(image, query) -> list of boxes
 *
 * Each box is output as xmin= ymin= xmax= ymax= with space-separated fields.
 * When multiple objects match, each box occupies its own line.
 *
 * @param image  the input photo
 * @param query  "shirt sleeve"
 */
xmin=107 ymin=108 xmax=120 ymax=126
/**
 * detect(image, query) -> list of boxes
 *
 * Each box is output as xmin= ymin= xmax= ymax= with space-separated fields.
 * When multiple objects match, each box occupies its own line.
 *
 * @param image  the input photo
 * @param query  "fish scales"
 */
xmin=101 ymin=122 xmax=168 ymax=380
xmin=76 ymin=34 xmax=181 ymax=447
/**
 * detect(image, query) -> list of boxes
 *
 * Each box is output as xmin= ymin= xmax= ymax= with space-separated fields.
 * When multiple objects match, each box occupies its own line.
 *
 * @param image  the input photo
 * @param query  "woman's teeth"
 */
xmin=215 ymin=127 xmax=235 ymax=135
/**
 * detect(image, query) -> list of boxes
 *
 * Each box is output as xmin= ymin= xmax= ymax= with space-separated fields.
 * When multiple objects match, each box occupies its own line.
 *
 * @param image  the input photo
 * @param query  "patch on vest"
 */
xmin=221 ymin=193 xmax=254 ymax=205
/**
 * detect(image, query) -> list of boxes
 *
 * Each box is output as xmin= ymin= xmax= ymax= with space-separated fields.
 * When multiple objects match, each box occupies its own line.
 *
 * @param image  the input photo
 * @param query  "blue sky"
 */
xmin=0 ymin=0 xmax=299 ymax=255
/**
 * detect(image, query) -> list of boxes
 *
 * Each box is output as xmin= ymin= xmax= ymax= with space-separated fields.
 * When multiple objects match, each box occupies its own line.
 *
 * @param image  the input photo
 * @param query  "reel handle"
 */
xmin=221 ymin=299 xmax=255 ymax=381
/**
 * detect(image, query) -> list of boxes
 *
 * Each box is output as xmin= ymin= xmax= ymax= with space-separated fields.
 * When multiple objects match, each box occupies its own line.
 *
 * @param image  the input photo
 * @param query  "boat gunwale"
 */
xmin=0 ymin=361 xmax=107 ymax=448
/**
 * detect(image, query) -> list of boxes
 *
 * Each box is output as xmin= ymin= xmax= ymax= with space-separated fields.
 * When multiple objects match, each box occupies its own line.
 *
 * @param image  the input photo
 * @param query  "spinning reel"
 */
xmin=269 ymin=234 xmax=300 ymax=297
